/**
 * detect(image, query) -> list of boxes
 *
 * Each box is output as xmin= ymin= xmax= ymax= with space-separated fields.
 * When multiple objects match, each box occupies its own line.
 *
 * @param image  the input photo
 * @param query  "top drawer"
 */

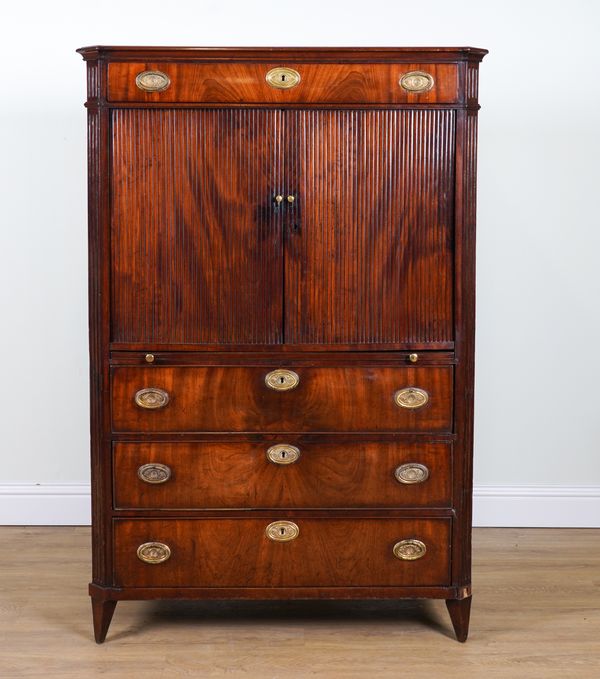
xmin=107 ymin=62 xmax=459 ymax=104
xmin=111 ymin=365 xmax=453 ymax=433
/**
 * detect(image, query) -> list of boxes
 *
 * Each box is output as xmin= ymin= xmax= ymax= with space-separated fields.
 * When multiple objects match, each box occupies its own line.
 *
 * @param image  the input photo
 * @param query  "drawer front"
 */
xmin=108 ymin=62 xmax=459 ymax=104
xmin=113 ymin=518 xmax=451 ymax=587
xmin=114 ymin=441 xmax=452 ymax=509
xmin=111 ymin=366 xmax=453 ymax=433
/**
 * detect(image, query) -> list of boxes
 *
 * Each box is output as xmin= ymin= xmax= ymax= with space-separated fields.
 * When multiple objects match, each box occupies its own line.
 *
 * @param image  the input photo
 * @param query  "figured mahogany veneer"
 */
xmin=79 ymin=45 xmax=486 ymax=643
xmin=113 ymin=517 xmax=452 ymax=588
xmin=110 ymin=107 xmax=454 ymax=348
xmin=111 ymin=366 xmax=454 ymax=433
xmin=107 ymin=62 xmax=459 ymax=104
xmin=113 ymin=441 xmax=452 ymax=509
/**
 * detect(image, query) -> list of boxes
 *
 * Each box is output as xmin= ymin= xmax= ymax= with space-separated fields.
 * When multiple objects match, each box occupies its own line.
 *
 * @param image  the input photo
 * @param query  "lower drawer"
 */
xmin=113 ymin=517 xmax=451 ymax=588
xmin=114 ymin=441 xmax=452 ymax=509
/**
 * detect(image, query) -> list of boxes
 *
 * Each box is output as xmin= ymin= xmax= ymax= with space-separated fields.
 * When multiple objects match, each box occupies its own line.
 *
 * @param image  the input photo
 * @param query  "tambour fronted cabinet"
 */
xmin=77 ymin=46 xmax=487 ymax=643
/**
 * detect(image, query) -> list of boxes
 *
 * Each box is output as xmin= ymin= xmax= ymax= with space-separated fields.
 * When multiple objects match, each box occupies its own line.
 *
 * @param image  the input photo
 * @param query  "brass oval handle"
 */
xmin=393 ymin=539 xmax=427 ymax=561
xmin=135 ymin=70 xmax=171 ymax=92
xmin=265 ymin=369 xmax=300 ymax=391
xmin=267 ymin=444 xmax=301 ymax=465
xmin=399 ymin=71 xmax=434 ymax=93
xmin=137 ymin=463 xmax=172 ymax=484
xmin=265 ymin=520 xmax=300 ymax=542
xmin=395 ymin=463 xmax=429 ymax=485
xmin=394 ymin=387 xmax=429 ymax=409
xmin=274 ymin=195 xmax=283 ymax=204
xmin=134 ymin=387 xmax=170 ymax=410
xmin=137 ymin=542 xmax=171 ymax=564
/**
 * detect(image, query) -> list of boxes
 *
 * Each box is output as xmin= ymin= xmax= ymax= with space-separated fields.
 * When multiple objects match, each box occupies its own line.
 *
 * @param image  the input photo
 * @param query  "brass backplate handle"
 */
xmin=137 ymin=542 xmax=171 ymax=564
xmin=265 ymin=520 xmax=300 ymax=542
xmin=393 ymin=539 xmax=427 ymax=561
xmin=394 ymin=387 xmax=429 ymax=409
xmin=135 ymin=387 xmax=170 ymax=409
xmin=265 ymin=369 xmax=300 ymax=391
xmin=138 ymin=463 xmax=172 ymax=484
xmin=267 ymin=444 xmax=301 ymax=465
xmin=399 ymin=71 xmax=434 ymax=93
xmin=135 ymin=70 xmax=171 ymax=92
xmin=395 ymin=463 xmax=429 ymax=485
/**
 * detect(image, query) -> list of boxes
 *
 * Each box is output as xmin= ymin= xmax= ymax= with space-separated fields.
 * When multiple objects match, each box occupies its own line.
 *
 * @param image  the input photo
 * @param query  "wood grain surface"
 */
xmin=113 ymin=517 xmax=451 ymax=587
xmin=111 ymin=366 xmax=454 ymax=432
xmin=107 ymin=62 xmax=459 ymax=104
xmin=113 ymin=440 xmax=452 ymax=509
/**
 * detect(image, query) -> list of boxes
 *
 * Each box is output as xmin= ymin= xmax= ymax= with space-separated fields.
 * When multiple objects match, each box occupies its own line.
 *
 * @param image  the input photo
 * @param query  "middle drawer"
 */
xmin=113 ymin=440 xmax=452 ymax=509
xmin=112 ymin=366 xmax=453 ymax=433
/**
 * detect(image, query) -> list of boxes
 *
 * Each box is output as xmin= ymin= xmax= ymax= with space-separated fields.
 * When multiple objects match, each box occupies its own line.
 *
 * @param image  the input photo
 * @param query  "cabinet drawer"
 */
xmin=107 ymin=62 xmax=459 ymax=104
xmin=114 ymin=441 xmax=452 ymax=509
xmin=111 ymin=366 xmax=453 ymax=433
xmin=113 ymin=517 xmax=451 ymax=587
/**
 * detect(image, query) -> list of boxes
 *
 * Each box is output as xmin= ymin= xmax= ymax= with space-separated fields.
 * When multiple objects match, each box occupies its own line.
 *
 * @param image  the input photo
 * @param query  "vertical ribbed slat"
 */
xmin=111 ymin=109 xmax=283 ymax=345
xmin=286 ymin=109 xmax=455 ymax=346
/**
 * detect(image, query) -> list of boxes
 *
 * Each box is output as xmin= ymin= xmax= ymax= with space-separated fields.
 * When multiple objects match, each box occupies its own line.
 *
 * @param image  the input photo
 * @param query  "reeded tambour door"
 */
xmin=285 ymin=109 xmax=456 ymax=348
xmin=111 ymin=109 xmax=284 ymax=345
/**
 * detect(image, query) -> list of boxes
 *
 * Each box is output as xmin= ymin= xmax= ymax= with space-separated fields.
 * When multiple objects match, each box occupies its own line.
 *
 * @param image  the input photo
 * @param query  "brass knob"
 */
xmin=137 ymin=542 xmax=171 ymax=564
xmin=408 ymin=353 xmax=418 ymax=363
xmin=137 ymin=463 xmax=171 ymax=484
xmin=267 ymin=444 xmax=301 ymax=465
xmin=393 ymin=539 xmax=427 ymax=561
xmin=287 ymin=195 xmax=295 ymax=204
xmin=145 ymin=353 xmax=155 ymax=363
xmin=274 ymin=195 xmax=283 ymax=204
xmin=265 ymin=521 xmax=300 ymax=542
xmin=265 ymin=369 xmax=300 ymax=391
xmin=134 ymin=387 xmax=170 ymax=409
xmin=395 ymin=463 xmax=429 ymax=484
xmin=394 ymin=387 xmax=429 ymax=409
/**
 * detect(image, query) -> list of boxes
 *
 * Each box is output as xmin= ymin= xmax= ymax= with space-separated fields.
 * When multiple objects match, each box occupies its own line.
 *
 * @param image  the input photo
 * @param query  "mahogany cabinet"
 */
xmin=77 ymin=46 xmax=487 ymax=643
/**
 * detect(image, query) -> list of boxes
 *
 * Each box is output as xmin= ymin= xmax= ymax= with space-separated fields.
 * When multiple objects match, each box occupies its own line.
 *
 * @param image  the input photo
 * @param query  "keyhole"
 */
xmin=281 ymin=74 xmax=286 ymax=82
xmin=281 ymin=450 xmax=287 ymax=459
xmin=279 ymin=376 xmax=285 ymax=384
xmin=280 ymin=527 xmax=286 ymax=535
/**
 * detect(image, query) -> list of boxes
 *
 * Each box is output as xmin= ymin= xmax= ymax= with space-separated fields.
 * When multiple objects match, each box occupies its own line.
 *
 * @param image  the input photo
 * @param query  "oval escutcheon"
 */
xmin=264 ymin=369 xmax=300 ymax=391
xmin=265 ymin=520 xmax=300 ymax=542
xmin=265 ymin=67 xmax=301 ymax=89
xmin=266 ymin=444 xmax=301 ymax=465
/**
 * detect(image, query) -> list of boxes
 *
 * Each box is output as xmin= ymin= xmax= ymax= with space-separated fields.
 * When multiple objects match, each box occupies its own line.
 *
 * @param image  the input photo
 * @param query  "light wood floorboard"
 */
xmin=0 ymin=527 xmax=598 ymax=678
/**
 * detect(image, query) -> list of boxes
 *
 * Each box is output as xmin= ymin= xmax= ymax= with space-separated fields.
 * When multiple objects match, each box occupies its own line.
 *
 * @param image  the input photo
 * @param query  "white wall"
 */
xmin=1 ymin=0 xmax=599 ymax=525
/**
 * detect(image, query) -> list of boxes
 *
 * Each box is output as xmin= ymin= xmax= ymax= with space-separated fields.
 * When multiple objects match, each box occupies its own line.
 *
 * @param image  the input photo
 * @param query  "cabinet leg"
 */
xmin=446 ymin=596 xmax=472 ymax=642
xmin=91 ymin=598 xmax=117 ymax=644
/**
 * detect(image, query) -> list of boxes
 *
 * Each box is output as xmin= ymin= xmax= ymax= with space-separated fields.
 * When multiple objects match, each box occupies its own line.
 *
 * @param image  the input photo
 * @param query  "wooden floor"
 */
xmin=0 ymin=527 xmax=598 ymax=678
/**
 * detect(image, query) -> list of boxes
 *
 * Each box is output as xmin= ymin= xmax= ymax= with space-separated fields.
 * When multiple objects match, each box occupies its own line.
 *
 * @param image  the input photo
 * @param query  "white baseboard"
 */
xmin=0 ymin=484 xmax=91 ymax=526
xmin=473 ymin=485 xmax=600 ymax=528
xmin=0 ymin=484 xmax=599 ymax=527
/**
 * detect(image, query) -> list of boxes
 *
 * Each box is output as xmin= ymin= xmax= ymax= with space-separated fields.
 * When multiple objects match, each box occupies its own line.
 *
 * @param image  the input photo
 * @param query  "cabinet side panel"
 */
xmin=110 ymin=109 xmax=283 ymax=345
xmin=87 ymin=59 xmax=112 ymax=584
xmin=451 ymin=104 xmax=478 ymax=590
xmin=286 ymin=109 xmax=455 ymax=346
